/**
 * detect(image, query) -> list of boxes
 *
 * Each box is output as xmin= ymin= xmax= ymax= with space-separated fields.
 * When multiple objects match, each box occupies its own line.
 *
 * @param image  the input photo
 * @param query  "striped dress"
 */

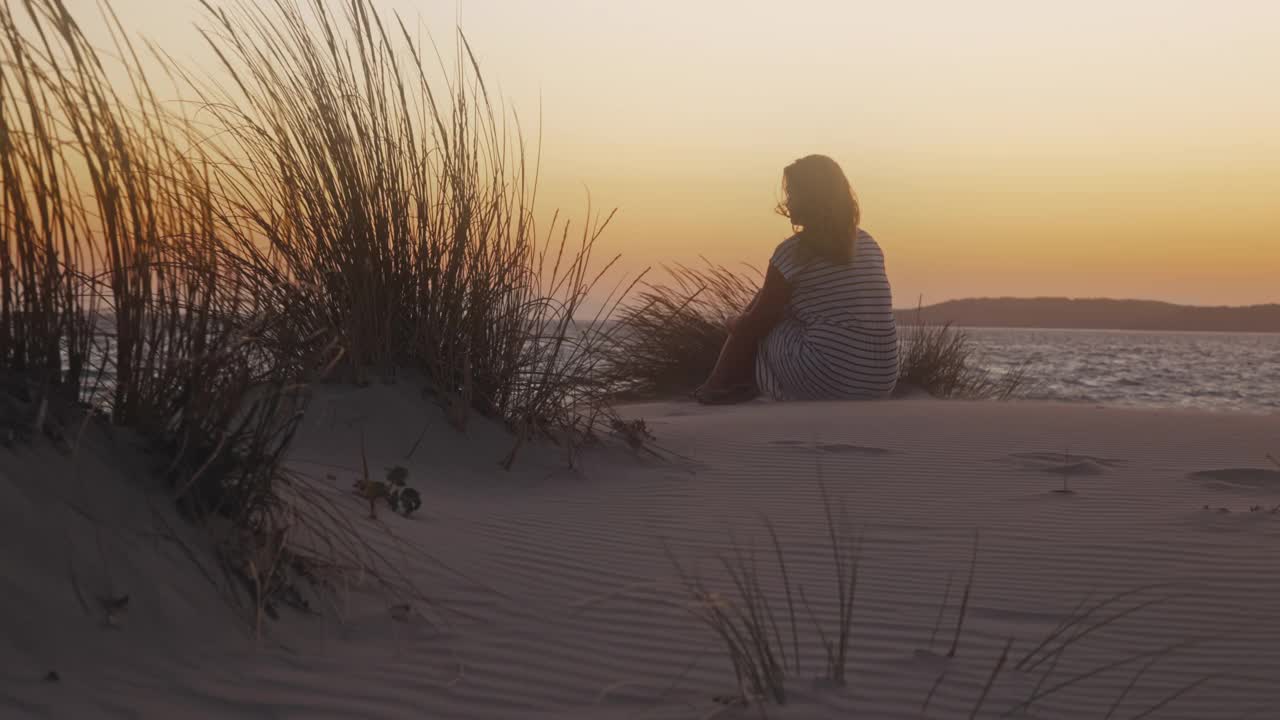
xmin=755 ymin=229 xmax=899 ymax=400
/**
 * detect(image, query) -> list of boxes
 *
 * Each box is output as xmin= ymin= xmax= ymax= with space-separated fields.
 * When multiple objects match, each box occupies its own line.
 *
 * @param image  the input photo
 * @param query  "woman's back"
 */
xmin=773 ymin=229 xmax=896 ymax=330
xmin=757 ymin=229 xmax=898 ymax=399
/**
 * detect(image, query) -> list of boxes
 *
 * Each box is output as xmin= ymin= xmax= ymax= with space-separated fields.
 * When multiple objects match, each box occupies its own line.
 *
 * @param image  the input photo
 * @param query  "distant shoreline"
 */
xmin=894 ymin=297 xmax=1280 ymax=333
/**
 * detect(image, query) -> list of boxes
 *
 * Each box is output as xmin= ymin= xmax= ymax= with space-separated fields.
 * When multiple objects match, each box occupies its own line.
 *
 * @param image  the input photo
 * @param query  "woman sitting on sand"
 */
xmin=694 ymin=154 xmax=898 ymax=404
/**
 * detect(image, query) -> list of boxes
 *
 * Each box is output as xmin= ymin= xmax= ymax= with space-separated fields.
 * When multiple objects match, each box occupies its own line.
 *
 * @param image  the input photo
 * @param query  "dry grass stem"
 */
xmin=947 ymin=531 xmax=980 ymax=658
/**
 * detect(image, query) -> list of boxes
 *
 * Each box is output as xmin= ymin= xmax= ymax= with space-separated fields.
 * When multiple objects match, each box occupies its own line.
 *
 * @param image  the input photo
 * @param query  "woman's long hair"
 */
xmin=776 ymin=155 xmax=860 ymax=264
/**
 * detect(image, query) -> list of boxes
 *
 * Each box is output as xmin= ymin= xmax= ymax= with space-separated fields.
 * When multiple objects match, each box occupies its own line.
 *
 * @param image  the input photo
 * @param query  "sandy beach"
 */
xmin=5 ymin=384 xmax=1278 ymax=719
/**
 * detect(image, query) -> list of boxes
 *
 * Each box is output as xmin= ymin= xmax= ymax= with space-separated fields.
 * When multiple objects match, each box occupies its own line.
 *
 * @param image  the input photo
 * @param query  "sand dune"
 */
xmin=4 ymin=384 xmax=1279 ymax=718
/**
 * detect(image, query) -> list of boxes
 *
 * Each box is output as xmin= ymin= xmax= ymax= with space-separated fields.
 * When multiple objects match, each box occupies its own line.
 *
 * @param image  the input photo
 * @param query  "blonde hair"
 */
xmin=775 ymin=154 xmax=860 ymax=264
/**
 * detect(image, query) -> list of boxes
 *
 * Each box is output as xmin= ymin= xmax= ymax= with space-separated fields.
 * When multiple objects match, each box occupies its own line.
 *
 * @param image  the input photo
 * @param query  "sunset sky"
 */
xmin=86 ymin=0 xmax=1280 ymax=306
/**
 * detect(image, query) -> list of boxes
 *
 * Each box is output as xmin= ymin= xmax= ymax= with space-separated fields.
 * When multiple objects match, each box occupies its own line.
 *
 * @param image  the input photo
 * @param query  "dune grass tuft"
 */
xmin=669 ymin=481 xmax=861 ymax=705
xmin=896 ymin=310 xmax=1036 ymax=400
xmin=602 ymin=263 xmax=758 ymax=399
xmin=1 ymin=0 xmax=364 ymax=624
xmin=2 ymin=0 xmax=627 ymax=626
xmin=183 ymin=0 xmax=630 ymax=443
xmin=671 ymin=502 xmax=1200 ymax=715
xmin=670 ymin=479 xmax=870 ymax=702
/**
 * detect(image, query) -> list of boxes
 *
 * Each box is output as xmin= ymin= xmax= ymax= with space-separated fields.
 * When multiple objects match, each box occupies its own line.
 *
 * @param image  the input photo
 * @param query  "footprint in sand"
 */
xmin=1006 ymin=451 xmax=1123 ymax=476
xmin=1189 ymin=468 xmax=1280 ymax=493
xmin=768 ymin=440 xmax=891 ymax=456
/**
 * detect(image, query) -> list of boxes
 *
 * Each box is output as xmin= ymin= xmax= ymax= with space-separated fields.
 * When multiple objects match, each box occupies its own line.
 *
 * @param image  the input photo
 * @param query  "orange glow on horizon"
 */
xmin=81 ymin=0 xmax=1280 ymax=306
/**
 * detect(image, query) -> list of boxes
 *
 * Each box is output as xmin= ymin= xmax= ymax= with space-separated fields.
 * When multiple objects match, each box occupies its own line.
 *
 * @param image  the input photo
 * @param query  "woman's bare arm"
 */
xmin=732 ymin=264 xmax=791 ymax=340
xmin=728 ymin=287 xmax=761 ymax=331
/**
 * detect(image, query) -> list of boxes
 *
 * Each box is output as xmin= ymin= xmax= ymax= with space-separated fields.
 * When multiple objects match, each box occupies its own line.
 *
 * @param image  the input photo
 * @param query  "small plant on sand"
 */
xmin=804 ymin=483 xmax=862 ymax=685
xmin=352 ymin=472 xmax=422 ymax=520
xmin=1053 ymin=449 xmax=1078 ymax=495
xmin=1005 ymin=584 xmax=1214 ymax=719
xmin=352 ymin=445 xmax=422 ymax=520
xmin=918 ymin=573 xmax=1209 ymax=718
xmin=608 ymin=417 xmax=656 ymax=452
xmin=675 ymin=544 xmax=794 ymax=705
xmin=673 ymin=499 xmax=1205 ymax=716
xmin=670 ymin=480 xmax=860 ymax=705
xmin=675 ymin=514 xmax=1209 ymax=715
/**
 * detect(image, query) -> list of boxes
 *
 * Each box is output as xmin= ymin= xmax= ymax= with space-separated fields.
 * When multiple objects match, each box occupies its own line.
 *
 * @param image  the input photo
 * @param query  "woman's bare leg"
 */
xmin=701 ymin=329 xmax=758 ymax=392
xmin=698 ymin=286 xmax=771 ymax=401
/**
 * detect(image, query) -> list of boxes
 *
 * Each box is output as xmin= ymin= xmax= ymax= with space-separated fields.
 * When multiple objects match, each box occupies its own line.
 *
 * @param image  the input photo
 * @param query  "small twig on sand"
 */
xmin=948 ymin=531 xmax=980 ymax=658
xmin=928 ymin=571 xmax=954 ymax=652
xmin=921 ymin=669 xmax=948 ymax=714
xmin=968 ymin=638 xmax=1013 ymax=720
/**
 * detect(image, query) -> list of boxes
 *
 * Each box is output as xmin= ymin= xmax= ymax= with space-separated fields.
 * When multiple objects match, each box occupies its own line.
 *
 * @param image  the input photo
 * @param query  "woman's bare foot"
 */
xmin=693 ymin=382 xmax=758 ymax=405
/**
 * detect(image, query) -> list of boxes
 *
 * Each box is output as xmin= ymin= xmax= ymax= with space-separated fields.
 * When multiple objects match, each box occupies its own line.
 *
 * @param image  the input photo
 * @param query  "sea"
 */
xmin=966 ymin=327 xmax=1280 ymax=415
xmin=68 ymin=319 xmax=1280 ymax=415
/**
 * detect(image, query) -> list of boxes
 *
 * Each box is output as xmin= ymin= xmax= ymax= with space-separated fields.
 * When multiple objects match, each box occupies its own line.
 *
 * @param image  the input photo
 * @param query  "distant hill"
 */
xmin=895 ymin=298 xmax=1280 ymax=333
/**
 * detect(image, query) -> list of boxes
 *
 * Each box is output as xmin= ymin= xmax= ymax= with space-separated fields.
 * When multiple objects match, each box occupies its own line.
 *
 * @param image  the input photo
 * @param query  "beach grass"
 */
xmin=603 ymin=262 xmax=759 ymax=399
xmin=0 ymin=0 xmax=385 ymax=621
xmin=897 ymin=311 xmax=1036 ymax=400
xmin=184 ymin=0 xmax=630 ymax=440
xmin=670 ymin=484 xmax=861 ymax=704
xmin=670 ymin=495 xmax=1198 ymax=715
xmin=1 ymin=0 xmax=624 ymax=622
